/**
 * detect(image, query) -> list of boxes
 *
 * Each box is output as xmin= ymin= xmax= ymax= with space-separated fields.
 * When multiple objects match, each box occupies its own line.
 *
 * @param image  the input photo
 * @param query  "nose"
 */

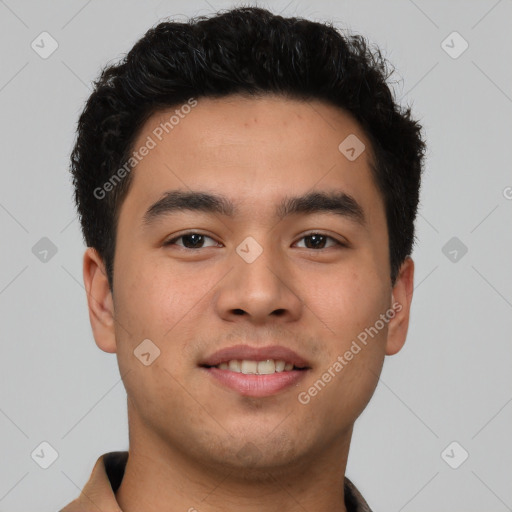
xmin=213 ymin=238 xmax=303 ymax=325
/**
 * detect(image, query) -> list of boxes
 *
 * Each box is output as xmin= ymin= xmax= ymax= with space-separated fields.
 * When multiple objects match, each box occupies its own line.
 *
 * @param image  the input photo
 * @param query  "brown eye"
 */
xmin=164 ymin=233 xmax=219 ymax=249
xmin=295 ymin=233 xmax=344 ymax=249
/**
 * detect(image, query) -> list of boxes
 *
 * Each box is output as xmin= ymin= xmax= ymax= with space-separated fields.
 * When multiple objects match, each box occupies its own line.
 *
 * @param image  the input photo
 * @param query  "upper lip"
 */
xmin=199 ymin=344 xmax=311 ymax=368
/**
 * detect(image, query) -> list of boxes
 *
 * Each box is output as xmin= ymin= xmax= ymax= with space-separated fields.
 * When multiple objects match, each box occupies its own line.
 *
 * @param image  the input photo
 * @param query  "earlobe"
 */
xmin=82 ymin=247 xmax=117 ymax=354
xmin=385 ymin=257 xmax=415 ymax=356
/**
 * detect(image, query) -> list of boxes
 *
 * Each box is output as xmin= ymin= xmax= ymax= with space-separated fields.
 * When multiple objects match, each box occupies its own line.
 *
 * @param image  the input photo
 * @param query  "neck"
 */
xmin=116 ymin=434 xmax=351 ymax=512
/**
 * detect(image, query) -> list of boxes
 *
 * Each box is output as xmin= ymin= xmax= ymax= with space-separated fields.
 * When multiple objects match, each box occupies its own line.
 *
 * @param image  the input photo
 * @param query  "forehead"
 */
xmin=121 ymin=94 xmax=382 ymax=223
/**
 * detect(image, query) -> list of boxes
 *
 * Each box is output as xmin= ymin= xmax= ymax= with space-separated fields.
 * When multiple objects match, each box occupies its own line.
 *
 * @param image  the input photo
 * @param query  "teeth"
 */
xmin=241 ymin=360 xmax=258 ymax=374
xmin=275 ymin=360 xmax=285 ymax=372
xmin=215 ymin=359 xmax=297 ymax=374
xmin=255 ymin=360 xmax=275 ymax=375
xmin=228 ymin=360 xmax=240 ymax=372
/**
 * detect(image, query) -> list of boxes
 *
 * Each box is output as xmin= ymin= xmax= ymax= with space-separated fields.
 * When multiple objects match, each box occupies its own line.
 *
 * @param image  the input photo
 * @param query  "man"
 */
xmin=61 ymin=6 xmax=425 ymax=511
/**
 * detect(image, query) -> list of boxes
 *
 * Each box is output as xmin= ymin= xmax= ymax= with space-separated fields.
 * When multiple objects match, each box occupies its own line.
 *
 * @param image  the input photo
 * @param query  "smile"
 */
xmin=208 ymin=359 xmax=308 ymax=374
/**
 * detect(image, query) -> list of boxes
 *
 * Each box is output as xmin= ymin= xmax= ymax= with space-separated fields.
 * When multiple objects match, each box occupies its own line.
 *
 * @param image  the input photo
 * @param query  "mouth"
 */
xmin=198 ymin=344 xmax=312 ymax=397
xmin=200 ymin=359 xmax=310 ymax=375
xmin=199 ymin=358 xmax=311 ymax=397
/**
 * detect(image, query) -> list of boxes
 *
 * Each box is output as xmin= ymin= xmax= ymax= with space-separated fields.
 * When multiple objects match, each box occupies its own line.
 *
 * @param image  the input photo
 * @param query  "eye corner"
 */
xmin=294 ymin=232 xmax=349 ymax=250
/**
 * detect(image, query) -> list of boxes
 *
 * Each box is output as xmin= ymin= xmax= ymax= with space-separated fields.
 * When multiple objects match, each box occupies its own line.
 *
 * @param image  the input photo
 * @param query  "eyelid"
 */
xmin=163 ymin=230 xmax=348 ymax=249
xmin=295 ymin=230 xmax=348 ymax=248
xmin=163 ymin=231 xmax=219 ymax=247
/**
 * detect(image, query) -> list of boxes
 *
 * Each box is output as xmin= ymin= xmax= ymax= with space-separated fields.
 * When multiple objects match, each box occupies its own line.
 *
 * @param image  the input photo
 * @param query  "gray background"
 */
xmin=0 ymin=0 xmax=511 ymax=510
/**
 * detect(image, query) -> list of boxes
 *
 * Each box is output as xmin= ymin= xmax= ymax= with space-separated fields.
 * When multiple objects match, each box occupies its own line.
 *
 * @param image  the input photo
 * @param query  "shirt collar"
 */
xmin=60 ymin=451 xmax=373 ymax=512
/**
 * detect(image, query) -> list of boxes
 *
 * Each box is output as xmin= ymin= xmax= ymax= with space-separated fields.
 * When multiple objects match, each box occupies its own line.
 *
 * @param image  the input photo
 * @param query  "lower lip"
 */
xmin=201 ymin=367 xmax=309 ymax=397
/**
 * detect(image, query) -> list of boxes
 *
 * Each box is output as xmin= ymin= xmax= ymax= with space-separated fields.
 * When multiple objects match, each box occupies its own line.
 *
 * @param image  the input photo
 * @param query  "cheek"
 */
xmin=113 ymin=255 xmax=222 ymax=378
xmin=304 ymin=261 xmax=389 ymax=332
xmin=298 ymin=267 xmax=389 ymax=426
xmin=112 ymin=260 xmax=198 ymax=418
xmin=303 ymin=262 xmax=389 ymax=387
xmin=115 ymin=254 xmax=197 ymax=336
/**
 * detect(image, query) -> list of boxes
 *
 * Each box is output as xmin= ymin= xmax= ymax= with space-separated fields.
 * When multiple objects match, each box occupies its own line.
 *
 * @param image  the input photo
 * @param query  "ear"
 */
xmin=82 ymin=247 xmax=117 ymax=353
xmin=385 ymin=257 xmax=415 ymax=356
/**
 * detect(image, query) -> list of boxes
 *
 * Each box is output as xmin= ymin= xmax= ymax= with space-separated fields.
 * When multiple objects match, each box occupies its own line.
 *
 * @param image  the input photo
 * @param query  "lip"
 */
xmin=201 ymin=366 xmax=309 ymax=397
xmin=199 ymin=344 xmax=311 ymax=368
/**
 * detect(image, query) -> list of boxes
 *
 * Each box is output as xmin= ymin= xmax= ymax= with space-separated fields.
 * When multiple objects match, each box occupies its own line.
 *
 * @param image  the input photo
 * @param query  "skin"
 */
xmin=83 ymin=94 xmax=414 ymax=512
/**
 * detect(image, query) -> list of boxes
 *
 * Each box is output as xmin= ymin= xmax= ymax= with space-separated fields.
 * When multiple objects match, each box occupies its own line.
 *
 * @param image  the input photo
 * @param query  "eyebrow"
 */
xmin=142 ymin=189 xmax=366 ymax=227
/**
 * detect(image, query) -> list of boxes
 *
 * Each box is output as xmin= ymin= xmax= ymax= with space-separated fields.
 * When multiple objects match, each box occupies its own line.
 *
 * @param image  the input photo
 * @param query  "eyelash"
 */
xmin=163 ymin=231 xmax=347 ymax=250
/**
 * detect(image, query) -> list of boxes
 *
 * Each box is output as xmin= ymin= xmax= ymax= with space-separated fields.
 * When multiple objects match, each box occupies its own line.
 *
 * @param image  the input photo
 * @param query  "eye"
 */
xmin=163 ymin=231 xmax=346 ymax=250
xmin=163 ymin=232 xmax=220 ymax=249
xmin=294 ymin=233 xmax=346 ymax=250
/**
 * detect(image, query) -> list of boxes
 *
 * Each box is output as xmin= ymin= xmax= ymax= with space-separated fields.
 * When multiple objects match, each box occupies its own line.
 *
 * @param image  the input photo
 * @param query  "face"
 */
xmin=84 ymin=94 xmax=414 ymax=474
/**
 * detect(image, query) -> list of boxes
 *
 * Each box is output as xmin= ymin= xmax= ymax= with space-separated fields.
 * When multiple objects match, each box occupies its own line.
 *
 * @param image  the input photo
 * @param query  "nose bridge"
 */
xmin=235 ymin=232 xmax=284 ymax=295
xmin=214 ymin=232 xmax=303 ymax=322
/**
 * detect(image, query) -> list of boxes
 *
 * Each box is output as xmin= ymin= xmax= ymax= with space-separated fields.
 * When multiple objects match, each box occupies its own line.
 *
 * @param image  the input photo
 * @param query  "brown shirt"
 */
xmin=59 ymin=451 xmax=373 ymax=512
